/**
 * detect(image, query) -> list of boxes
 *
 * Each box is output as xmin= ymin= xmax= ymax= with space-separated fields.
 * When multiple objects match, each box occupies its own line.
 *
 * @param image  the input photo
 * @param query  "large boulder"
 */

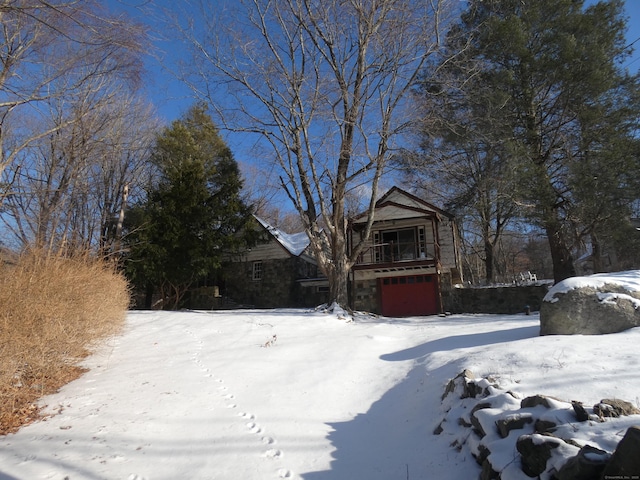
xmin=540 ymin=271 xmax=640 ymax=335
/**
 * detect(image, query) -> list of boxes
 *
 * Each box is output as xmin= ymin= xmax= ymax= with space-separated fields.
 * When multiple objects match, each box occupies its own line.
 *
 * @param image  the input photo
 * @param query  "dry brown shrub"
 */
xmin=0 ymin=249 xmax=130 ymax=434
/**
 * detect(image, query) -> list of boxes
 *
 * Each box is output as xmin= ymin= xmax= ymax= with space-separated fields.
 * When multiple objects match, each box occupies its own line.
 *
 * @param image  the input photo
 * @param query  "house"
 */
xmin=223 ymin=187 xmax=462 ymax=316
xmin=348 ymin=187 xmax=463 ymax=316
xmin=222 ymin=217 xmax=329 ymax=308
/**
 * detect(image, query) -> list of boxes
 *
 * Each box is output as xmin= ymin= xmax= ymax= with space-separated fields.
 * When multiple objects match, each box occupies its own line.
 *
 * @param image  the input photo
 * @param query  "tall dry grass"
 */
xmin=0 ymin=249 xmax=130 ymax=434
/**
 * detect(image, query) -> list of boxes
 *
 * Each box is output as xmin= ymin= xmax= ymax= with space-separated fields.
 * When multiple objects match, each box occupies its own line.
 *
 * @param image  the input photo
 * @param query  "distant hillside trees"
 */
xmin=404 ymin=0 xmax=640 ymax=283
xmin=123 ymin=105 xmax=256 ymax=309
xmin=0 ymin=1 xmax=156 ymax=255
xmin=3 ymin=97 xmax=158 ymax=254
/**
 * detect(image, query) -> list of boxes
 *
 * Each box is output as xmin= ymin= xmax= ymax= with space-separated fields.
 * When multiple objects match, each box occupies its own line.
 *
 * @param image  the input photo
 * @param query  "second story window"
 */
xmin=382 ymin=228 xmax=417 ymax=262
xmin=252 ymin=261 xmax=263 ymax=281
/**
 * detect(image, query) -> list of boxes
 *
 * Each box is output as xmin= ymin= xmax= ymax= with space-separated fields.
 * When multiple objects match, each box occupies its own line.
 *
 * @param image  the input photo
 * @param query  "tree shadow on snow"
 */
xmin=380 ymin=325 xmax=539 ymax=362
xmin=300 ymin=323 xmax=539 ymax=479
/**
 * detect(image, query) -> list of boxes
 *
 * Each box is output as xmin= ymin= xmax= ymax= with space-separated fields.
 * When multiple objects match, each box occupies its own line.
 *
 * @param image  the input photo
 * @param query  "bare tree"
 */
xmin=94 ymin=101 xmax=159 ymax=257
xmin=0 ymin=0 xmax=147 ymax=203
xmin=176 ymin=0 xmax=456 ymax=306
xmin=2 ymin=90 xmax=158 ymax=254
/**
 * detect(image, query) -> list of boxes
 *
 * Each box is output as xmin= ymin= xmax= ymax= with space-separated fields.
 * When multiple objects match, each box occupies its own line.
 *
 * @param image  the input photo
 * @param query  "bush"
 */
xmin=0 ymin=250 xmax=130 ymax=434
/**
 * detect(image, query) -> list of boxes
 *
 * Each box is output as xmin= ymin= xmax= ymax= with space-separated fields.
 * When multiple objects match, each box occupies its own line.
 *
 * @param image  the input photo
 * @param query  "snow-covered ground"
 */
xmin=0 ymin=306 xmax=638 ymax=480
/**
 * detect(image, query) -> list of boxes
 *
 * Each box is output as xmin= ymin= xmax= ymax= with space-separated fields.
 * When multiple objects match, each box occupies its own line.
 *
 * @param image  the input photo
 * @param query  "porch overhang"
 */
xmin=352 ymin=264 xmax=440 ymax=280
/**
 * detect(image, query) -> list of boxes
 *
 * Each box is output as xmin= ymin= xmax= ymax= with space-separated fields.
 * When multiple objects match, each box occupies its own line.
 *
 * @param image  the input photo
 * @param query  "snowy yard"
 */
xmin=0 ymin=307 xmax=638 ymax=480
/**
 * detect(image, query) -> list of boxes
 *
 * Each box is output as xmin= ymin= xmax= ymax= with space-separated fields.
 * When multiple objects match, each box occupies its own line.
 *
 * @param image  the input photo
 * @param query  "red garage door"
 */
xmin=379 ymin=274 xmax=439 ymax=317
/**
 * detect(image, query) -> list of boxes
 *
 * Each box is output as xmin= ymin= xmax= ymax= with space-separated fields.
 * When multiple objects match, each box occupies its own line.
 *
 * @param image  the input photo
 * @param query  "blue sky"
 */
xmin=607 ymin=0 xmax=640 ymax=71
xmin=108 ymin=0 xmax=640 ymax=125
xmin=101 ymin=0 xmax=640 ymax=218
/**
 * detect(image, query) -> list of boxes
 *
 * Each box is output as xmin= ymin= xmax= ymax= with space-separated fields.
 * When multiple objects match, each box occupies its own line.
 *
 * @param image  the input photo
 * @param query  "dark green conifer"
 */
xmin=124 ymin=104 xmax=255 ymax=308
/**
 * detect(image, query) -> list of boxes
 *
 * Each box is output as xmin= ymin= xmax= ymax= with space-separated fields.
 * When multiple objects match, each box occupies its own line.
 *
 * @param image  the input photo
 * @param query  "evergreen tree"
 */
xmin=413 ymin=0 xmax=640 ymax=282
xmin=124 ymin=105 xmax=255 ymax=309
xmin=407 ymin=65 xmax=521 ymax=283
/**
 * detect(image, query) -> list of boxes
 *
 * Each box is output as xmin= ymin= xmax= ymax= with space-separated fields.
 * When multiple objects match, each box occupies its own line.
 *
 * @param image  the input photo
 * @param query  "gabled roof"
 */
xmin=255 ymin=216 xmax=310 ymax=257
xmin=351 ymin=186 xmax=454 ymax=224
xmin=376 ymin=186 xmax=454 ymax=218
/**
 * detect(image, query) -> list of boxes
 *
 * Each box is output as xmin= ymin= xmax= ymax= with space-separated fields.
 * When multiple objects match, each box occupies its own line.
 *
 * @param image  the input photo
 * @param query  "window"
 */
xmin=381 ymin=228 xmax=417 ymax=262
xmin=252 ymin=261 xmax=263 ymax=281
xmin=418 ymin=226 xmax=427 ymax=258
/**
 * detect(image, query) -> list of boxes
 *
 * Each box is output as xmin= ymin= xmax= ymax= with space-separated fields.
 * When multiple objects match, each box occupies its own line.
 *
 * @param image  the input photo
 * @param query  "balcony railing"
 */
xmin=355 ymin=241 xmax=438 ymax=266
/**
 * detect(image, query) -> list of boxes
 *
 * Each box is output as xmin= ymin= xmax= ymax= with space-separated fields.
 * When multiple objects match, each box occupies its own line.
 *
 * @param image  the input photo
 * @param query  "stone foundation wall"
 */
xmin=353 ymin=278 xmax=379 ymax=313
xmin=444 ymin=284 xmax=551 ymax=314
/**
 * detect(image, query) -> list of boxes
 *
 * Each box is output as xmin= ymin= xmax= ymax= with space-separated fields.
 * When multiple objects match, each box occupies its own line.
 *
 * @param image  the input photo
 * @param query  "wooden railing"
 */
xmin=355 ymin=241 xmax=439 ymax=266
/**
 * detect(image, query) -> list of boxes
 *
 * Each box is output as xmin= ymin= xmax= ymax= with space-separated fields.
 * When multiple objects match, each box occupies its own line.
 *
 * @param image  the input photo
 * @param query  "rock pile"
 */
xmin=435 ymin=370 xmax=640 ymax=479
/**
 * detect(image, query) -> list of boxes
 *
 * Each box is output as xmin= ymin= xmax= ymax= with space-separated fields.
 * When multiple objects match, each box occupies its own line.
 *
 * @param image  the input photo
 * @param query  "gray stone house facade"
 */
xmin=223 ymin=217 xmax=329 ymax=308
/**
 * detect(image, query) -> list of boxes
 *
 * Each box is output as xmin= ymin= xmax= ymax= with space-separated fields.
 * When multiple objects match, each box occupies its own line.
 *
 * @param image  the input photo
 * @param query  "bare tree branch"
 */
xmin=176 ymin=0 xmax=457 ymax=305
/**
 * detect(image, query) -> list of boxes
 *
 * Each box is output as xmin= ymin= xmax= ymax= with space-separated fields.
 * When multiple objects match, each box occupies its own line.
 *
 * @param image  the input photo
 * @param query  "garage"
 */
xmin=379 ymin=274 xmax=439 ymax=317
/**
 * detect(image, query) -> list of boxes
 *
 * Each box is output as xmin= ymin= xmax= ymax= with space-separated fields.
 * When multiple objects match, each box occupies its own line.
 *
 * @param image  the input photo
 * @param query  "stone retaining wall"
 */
xmin=443 ymin=284 xmax=551 ymax=315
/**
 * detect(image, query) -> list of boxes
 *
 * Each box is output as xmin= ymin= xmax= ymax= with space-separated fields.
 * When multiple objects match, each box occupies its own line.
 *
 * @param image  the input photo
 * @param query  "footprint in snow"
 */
xmin=264 ymin=449 xmax=282 ymax=459
xmin=278 ymin=469 xmax=293 ymax=478
xmin=18 ymin=454 xmax=36 ymax=464
xmin=246 ymin=422 xmax=263 ymax=434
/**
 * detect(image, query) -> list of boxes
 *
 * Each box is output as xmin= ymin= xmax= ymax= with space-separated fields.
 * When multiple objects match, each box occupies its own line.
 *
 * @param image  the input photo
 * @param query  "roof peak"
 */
xmin=255 ymin=216 xmax=310 ymax=256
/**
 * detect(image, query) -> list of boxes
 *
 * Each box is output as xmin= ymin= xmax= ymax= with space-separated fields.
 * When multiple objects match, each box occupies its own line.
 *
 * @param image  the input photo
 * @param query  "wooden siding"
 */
xmin=438 ymin=218 xmax=458 ymax=269
xmin=238 ymin=237 xmax=292 ymax=262
xmin=381 ymin=189 xmax=429 ymax=211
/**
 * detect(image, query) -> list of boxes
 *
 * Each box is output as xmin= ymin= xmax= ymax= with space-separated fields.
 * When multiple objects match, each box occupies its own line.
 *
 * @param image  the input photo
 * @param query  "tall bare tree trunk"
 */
xmin=545 ymin=218 xmax=576 ymax=283
xmin=113 ymin=184 xmax=129 ymax=256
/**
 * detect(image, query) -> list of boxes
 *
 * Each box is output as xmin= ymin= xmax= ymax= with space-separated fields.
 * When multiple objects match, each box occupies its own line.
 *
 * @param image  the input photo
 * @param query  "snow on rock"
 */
xmin=541 ymin=270 xmax=640 ymax=335
xmin=543 ymin=270 xmax=640 ymax=303
xmin=436 ymin=369 xmax=640 ymax=479
xmin=597 ymin=292 xmax=640 ymax=309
